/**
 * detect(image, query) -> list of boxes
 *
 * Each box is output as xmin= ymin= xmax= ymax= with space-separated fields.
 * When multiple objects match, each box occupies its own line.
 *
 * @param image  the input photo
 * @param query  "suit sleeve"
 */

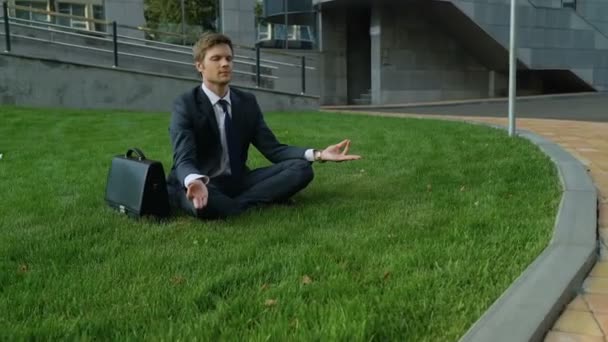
xmin=169 ymin=95 xmax=201 ymax=186
xmin=250 ymin=96 xmax=308 ymax=163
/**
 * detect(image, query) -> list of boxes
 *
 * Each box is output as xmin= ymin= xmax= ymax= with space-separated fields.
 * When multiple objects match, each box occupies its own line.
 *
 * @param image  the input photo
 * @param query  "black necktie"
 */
xmin=218 ymin=99 xmax=241 ymax=179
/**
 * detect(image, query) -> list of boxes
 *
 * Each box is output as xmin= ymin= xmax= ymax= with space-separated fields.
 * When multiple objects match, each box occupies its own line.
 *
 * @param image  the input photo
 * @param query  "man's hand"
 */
xmin=320 ymin=139 xmax=361 ymax=162
xmin=187 ymin=179 xmax=208 ymax=209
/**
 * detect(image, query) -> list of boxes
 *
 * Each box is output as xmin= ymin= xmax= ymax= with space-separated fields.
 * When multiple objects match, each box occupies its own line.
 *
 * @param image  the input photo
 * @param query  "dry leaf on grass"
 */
xmin=264 ymin=299 xmax=277 ymax=307
xmin=170 ymin=276 xmax=186 ymax=285
xmin=301 ymin=275 xmax=313 ymax=285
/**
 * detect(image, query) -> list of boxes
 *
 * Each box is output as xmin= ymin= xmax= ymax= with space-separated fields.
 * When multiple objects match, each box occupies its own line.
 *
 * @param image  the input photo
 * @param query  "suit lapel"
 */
xmin=229 ymin=90 xmax=244 ymax=132
xmin=195 ymin=86 xmax=220 ymax=143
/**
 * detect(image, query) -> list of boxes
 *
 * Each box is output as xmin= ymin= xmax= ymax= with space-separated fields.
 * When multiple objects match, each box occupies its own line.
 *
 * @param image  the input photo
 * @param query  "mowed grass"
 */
xmin=0 ymin=105 xmax=560 ymax=341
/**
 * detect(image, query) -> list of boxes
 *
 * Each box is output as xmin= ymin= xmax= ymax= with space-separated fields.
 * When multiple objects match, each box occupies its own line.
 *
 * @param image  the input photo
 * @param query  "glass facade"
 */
xmin=143 ymin=0 xmax=219 ymax=45
xmin=11 ymin=0 xmax=106 ymax=32
xmin=57 ymin=2 xmax=87 ymax=29
xmin=15 ymin=1 xmax=48 ymax=23
xmin=256 ymin=0 xmax=317 ymax=49
xmin=92 ymin=4 xmax=105 ymax=32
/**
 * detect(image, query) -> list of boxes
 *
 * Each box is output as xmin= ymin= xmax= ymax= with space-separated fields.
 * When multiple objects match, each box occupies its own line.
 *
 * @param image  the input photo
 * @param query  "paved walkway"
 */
xmin=326 ymin=109 xmax=608 ymax=341
xmin=330 ymin=93 xmax=608 ymax=122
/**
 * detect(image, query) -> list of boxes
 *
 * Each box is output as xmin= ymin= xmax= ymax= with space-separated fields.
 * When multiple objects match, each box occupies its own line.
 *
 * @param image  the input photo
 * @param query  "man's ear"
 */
xmin=195 ymin=60 xmax=204 ymax=72
xmin=194 ymin=61 xmax=204 ymax=78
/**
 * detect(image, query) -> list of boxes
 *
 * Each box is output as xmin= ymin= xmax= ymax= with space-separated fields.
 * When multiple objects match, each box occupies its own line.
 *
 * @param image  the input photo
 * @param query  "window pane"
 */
xmin=72 ymin=20 xmax=87 ymax=29
xmin=72 ymin=4 xmax=85 ymax=17
xmin=57 ymin=17 xmax=69 ymax=26
xmin=93 ymin=5 xmax=105 ymax=32
xmin=92 ymin=5 xmax=104 ymax=19
xmin=299 ymin=26 xmax=310 ymax=40
xmin=257 ymin=23 xmax=269 ymax=39
xmin=15 ymin=9 xmax=30 ymax=20
xmin=57 ymin=3 xmax=68 ymax=26
xmin=32 ymin=12 xmax=47 ymax=22
xmin=29 ymin=3 xmax=47 ymax=22
xmin=57 ymin=3 xmax=70 ymax=14
xmin=287 ymin=26 xmax=296 ymax=40
xmin=15 ymin=1 xmax=32 ymax=20
xmin=274 ymin=24 xmax=286 ymax=40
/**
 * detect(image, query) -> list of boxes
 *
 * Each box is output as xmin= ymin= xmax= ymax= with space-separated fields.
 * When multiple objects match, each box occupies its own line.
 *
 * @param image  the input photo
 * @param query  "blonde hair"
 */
xmin=192 ymin=32 xmax=233 ymax=62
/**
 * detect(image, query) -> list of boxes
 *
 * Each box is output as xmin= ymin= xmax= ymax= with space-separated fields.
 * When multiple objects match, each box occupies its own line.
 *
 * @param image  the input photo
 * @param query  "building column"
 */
xmin=370 ymin=3 xmax=382 ymax=105
xmin=489 ymin=70 xmax=496 ymax=97
xmin=318 ymin=4 xmax=347 ymax=105
xmin=221 ymin=0 xmax=256 ymax=47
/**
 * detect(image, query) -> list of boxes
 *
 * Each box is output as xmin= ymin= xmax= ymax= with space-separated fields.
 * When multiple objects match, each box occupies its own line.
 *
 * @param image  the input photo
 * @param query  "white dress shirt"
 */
xmin=184 ymin=83 xmax=315 ymax=188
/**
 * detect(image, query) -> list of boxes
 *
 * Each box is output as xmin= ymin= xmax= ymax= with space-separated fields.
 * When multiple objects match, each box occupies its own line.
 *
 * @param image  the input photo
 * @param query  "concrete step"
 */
xmin=352 ymin=98 xmax=371 ymax=105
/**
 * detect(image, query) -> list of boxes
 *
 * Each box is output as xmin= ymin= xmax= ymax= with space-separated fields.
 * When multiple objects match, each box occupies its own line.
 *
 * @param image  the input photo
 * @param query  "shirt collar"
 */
xmin=201 ymin=83 xmax=231 ymax=107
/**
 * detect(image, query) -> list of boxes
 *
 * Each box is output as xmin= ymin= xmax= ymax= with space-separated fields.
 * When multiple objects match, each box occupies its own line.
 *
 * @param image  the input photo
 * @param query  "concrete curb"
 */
xmin=459 ymin=128 xmax=598 ymax=342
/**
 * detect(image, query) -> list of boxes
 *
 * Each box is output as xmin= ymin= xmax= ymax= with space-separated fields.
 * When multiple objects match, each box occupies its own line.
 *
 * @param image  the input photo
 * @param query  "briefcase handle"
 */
xmin=125 ymin=148 xmax=146 ymax=161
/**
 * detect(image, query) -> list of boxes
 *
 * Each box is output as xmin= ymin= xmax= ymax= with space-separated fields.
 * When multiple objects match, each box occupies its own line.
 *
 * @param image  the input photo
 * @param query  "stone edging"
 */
xmin=459 ymin=127 xmax=598 ymax=342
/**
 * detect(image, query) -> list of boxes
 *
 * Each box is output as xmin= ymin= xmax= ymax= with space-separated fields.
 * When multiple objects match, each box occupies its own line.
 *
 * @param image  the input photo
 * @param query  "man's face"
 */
xmin=195 ymin=43 xmax=233 ymax=86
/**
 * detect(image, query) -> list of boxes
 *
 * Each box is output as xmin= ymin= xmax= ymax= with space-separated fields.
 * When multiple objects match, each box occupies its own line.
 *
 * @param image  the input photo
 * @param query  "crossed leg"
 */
xmin=173 ymin=159 xmax=314 ymax=219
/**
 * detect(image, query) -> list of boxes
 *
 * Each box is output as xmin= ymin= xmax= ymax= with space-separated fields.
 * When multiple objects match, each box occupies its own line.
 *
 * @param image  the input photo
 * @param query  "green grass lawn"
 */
xmin=0 ymin=105 xmax=560 ymax=341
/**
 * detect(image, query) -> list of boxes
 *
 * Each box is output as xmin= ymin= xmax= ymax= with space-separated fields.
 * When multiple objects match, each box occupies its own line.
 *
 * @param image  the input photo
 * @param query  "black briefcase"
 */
xmin=105 ymin=148 xmax=170 ymax=219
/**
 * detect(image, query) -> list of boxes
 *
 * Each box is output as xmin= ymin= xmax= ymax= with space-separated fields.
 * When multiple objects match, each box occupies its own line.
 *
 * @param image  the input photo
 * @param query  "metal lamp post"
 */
xmin=284 ymin=0 xmax=288 ymax=49
xmin=508 ymin=0 xmax=517 ymax=137
xmin=181 ymin=0 xmax=186 ymax=45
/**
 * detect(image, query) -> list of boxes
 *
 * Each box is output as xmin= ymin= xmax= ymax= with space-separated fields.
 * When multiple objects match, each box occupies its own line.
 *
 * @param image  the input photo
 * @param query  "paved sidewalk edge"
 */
xmin=459 ymin=128 xmax=598 ymax=342
xmin=321 ymin=92 xmax=598 ymax=111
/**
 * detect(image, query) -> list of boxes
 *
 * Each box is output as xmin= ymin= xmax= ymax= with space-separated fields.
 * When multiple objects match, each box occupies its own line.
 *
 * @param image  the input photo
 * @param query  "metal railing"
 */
xmin=1 ymin=2 xmax=316 ymax=95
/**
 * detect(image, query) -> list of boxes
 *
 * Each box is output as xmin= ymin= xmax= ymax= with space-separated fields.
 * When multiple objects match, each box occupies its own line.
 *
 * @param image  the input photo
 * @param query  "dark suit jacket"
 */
xmin=167 ymin=86 xmax=308 ymax=190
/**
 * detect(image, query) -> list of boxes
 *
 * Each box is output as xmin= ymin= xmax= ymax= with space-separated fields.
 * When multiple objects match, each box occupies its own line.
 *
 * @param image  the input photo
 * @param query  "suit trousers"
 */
xmin=170 ymin=159 xmax=314 ymax=219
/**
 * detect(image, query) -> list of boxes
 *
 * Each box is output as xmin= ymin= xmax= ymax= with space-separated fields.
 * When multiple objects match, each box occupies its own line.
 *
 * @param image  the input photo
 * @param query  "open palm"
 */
xmin=321 ymin=139 xmax=361 ymax=162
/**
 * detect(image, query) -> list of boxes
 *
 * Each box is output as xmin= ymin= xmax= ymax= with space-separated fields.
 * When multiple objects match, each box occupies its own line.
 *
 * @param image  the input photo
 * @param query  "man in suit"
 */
xmin=167 ymin=33 xmax=361 ymax=219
